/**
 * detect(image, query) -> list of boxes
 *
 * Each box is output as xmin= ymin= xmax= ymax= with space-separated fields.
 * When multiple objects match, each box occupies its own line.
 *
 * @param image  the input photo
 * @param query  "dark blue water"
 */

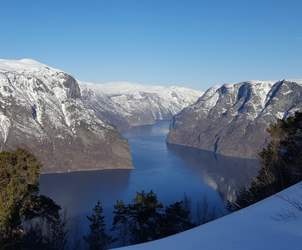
xmin=40 ymin=121 xmax=259 ymax=237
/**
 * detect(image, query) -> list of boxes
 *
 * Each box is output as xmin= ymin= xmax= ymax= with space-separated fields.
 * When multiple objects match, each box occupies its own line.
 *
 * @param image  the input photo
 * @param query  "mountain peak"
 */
xmin=0 ymin=58 xmax=61 ymax=74
xmin=168 ymin=79 xmax=302 ymax=159
xmin=0 ymin=59 xmax=132 ymax=172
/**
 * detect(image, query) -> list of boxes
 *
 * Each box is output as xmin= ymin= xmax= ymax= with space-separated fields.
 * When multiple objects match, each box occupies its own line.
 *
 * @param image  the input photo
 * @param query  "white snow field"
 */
xmin=113 ymin=182 xmax=302 ymax=250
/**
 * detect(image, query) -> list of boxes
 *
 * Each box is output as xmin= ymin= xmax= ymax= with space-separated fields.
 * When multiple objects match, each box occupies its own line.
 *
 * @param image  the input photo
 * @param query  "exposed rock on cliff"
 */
xmin=167 ymin=80 xmax=302 ymax=158
xmin=0 ymin=59 xmax=132 ymax=173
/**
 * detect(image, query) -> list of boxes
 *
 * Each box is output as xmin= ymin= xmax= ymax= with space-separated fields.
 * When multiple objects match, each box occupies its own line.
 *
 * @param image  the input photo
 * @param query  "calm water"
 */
xmin=40 ymin=121 xmax=259 ymax=236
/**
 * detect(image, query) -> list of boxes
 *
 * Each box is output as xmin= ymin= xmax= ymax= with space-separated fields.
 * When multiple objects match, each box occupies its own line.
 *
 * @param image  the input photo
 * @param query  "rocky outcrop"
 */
xmin=167 ymin=80 xmax=302 ymax=159
xmin=81 ymin=82 xmax=203 ymax=131
xmin=0 ymin=59 xmax=132 ymax=173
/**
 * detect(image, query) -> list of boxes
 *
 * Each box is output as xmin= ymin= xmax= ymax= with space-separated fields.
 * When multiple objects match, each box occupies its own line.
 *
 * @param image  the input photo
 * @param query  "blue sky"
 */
xmin=0 ymin=0 xmax=301 ymax=89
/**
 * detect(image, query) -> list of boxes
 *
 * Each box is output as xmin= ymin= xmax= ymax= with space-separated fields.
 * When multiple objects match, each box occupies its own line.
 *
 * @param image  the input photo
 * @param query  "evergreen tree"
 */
xmin=127 ymin=191 xmax=163 ymax=243
xmin=21 ymin=223 xmax=48 ymax=250
xmin=111 ymin=191 xmax=198 ymax=245
xmin=0 ymin=148 xmax=41 ymax=240
xmin=46 ymin=211 xmax=69 ymax=250
xmin=0 ymin=148 xmax=61 ymax=249
xmin=84 ymin=201 xmax=112 ymax=250
xmin=112 ymin=200 xmax=129 ymax=246
xmin=160 ymin=201 xmax=194 ymax=237
xmin=182 ymin=193 xmax=192 ymax=220
xmin=21 ymin=212 xmax=69 ymax=250
xmin=234 ymin=112 xmax=302 ymax=209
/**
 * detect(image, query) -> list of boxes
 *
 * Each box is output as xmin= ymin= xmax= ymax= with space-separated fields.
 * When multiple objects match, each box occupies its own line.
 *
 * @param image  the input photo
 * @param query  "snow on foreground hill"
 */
xmin=80 ymin=82 xmax=203 ymax=130
xmin=0 ymin=59 xmax=132 ymax=173
xmin=114 ymin=182 xmax=302 ymax=250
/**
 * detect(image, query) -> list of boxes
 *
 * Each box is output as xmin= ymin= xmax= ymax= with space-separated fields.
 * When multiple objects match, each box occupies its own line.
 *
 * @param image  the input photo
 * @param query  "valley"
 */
xmin=0 ymin=59 xmax=201 ymax=173
xmin=1 ymin=2 xmax=301 ymax=249
xmin=40 ymin=121 xmax=259 ymax=239
xmin=0 ymin=59 xmax=300 ymax=249
xmin=80 ymin=81 xmax=202 ymax=131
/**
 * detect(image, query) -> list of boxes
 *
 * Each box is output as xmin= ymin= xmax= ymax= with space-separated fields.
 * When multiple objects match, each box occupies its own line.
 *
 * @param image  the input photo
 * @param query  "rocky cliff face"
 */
xmin=81 ymin=82 xmax=203 ymax=131
xmin=167 ymin=80 xmax=302 ymax=159
xmin=0 ymin=59 xmax=132 ymax=173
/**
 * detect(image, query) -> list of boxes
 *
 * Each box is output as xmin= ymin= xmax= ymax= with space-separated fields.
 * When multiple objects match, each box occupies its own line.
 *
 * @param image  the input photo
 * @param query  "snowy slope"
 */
xmin=0 ymin=59 xmax=132 ymax=172
xmin=81 ymin=82 xmax=203 ymax=130
xmin=168 ymin=80 xmax=302 ymax=158
xmin=113 ymin=182 xmax=302 ymax=250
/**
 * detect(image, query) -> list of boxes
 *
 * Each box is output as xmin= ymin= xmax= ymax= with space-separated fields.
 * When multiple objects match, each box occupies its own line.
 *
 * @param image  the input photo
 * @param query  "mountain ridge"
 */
xmin=0 ymin=59 xmax=132 ymax=173
xmin=80 ymin=81 xmax=203 ymax=131
xmin=167 ymin=79 xmax=302 ymax=158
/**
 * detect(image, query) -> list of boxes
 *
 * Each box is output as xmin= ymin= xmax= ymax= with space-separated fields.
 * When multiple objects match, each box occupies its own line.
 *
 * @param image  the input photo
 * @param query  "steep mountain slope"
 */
xmin=81 ymin=82 xmax=203 ymax=131
xmin=0 ymin=59 xmax=132 ymax=173
xmin=167 ymin=80 xmax=302 ymax=158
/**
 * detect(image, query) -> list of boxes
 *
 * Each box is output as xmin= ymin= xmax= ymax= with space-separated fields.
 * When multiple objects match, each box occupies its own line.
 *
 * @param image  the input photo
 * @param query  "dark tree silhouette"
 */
xmin=112 ymin=200 xmax=129 ymax=245
xmin=84 ymin=201 xmax=112 ymax=250
xmin=234 ymin=112 xmax=302 ymax=209
xmin=160 ymin=201 xmax=195 ymax=237
xmin=112 ymin=191 xmax=195 ymax=246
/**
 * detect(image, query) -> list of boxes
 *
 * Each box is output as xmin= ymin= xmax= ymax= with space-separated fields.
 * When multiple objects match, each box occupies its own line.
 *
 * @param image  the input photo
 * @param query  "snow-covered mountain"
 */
xmin=81 ymin=82 xmax=203 ymax=131
xmin=0 ymin=59 xmax=132 ymax=173
xmin=167 ymin=80 xmax=302 ymax=158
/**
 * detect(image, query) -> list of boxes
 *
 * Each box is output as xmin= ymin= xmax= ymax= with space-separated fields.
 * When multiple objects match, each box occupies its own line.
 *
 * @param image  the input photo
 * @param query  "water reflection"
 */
xmin=40 ymin=121 xmax=259 ymax=238
xmin=40 ymin=170 xmax=130 ymax=230
xmin=167 ymin=144 xmax=260 ymax=201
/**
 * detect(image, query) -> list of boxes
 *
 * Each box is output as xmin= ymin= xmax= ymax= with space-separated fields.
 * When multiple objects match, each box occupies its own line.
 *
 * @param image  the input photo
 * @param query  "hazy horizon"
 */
xmin=1 ymin=0 xmax=301 ymax=89
xmin=0 ymin=57 xmax=297 ymax=92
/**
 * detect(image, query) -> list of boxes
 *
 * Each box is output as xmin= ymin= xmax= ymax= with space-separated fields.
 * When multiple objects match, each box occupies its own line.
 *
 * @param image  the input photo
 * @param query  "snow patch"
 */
xmin=0 ymin=113 xmax=11 ymax=143
xmin=80 ymin=81 xmax=203 ymax=128
xmin=114 ymin=182 xmax=302 ymax=250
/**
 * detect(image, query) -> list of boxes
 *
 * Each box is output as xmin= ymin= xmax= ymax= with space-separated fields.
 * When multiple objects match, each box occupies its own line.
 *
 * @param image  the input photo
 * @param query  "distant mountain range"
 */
xmin=80 ymin=81 xmax=202 ymax=131
xmin=0 ymin=59 xmax=201 ymax=172
xmin=2 ymin=58 xmax=301 ymax=168
xmin=167 ymin=80 xmax=302 ymax=159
